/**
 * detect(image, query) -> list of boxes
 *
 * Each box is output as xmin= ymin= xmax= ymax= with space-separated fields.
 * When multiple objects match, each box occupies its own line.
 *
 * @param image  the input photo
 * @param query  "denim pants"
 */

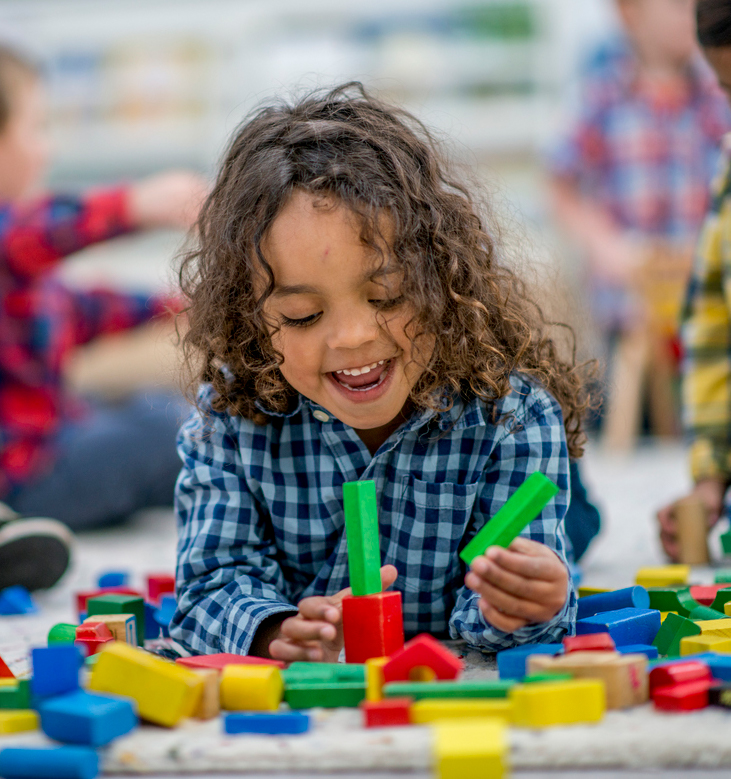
xmin=6 ymin=391 xmax=188 ymax=532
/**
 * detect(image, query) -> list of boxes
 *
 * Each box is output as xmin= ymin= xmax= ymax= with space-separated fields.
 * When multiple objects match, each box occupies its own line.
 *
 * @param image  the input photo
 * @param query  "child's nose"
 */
xmin=326 ymin=305 xmax=379 ymax=350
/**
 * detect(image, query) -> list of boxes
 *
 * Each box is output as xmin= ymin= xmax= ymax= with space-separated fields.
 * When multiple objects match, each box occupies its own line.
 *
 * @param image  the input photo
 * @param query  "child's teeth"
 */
xmin=336 ymin=360 xmax=385 ymax=376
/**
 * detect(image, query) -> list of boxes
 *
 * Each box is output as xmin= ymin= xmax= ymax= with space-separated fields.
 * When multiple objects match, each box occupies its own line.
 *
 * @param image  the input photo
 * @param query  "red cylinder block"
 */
xmin=342 ymin=590 xmax=404 ymax=664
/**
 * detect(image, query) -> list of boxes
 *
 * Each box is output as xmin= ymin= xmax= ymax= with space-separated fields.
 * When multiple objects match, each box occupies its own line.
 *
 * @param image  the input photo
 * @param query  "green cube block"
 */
xmin=86 ymin=594 xmax=145 ymax=646
xmin=710 ymin=589 xmax=731 ymax=613
xmin=646 ymin=587 xmax=698 ymax=617
xmin=284 ymin=681 xmax=366 ymax=709
xmin=689 ymin=605 xmax=728 ymax=621
xmin=383 ymin=679 xmax=514 ymax=700
xmin=0 ymin=679 xmax=30 ymax=709
xmin=343 ymin=480 xmax=382 ymax=596
xmin=721 ymin=531 xmax=731 ymax=556
xmin=652 ymin=612 xmax=702 ymax=657
xmin=715 ymin=570 xmax=731 ymax=584
xmin=47 ymin=623 xmax=78 ymax=645
xmin=459 ymin=472 xmax=559 ymax=565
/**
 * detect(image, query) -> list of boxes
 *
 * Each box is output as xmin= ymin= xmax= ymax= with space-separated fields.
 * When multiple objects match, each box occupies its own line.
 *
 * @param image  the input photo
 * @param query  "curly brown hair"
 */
xmin=180 ymin=82 xmax=591 ymax=457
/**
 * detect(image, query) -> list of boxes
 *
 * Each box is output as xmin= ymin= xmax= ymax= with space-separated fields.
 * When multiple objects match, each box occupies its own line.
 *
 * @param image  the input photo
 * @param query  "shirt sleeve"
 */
xmin=170 ymin=388 xmax=297 ymax=655
xmin=0 ymin=187 xmax=134 ymax=279
xmin=448 ymin=389 xmax=577 ymax=650
xmin=70 ymin=289 xmax=174 ymax=346
xmin=682 ymin=153 xmax=731 ymax=483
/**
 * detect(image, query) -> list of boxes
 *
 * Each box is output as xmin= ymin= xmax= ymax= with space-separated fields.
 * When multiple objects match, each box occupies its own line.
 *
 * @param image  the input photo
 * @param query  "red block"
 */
xmin=75 ymin=622 xmax=114 ymax=656
xmin=649 ymin=661 xmax=712 ymax=695
xmin=653 ymin=679 xmax=713 ymax=711
xmin=563 ymin=633 xmax=616 ymax=653
xmin=690 ymin=585 xmax=729 ymax=607
xmin=361 ymin=697 xmax=412 ymax=727
xmin=176 ymin=653 xmax=286 ymax=671
xmin=75 ymin=587 xmax=142 ymax=617
xmin=342 ymin=591 xmax=404 ymax=664
xmin=382 ymin=633 xmax=463 ymax=684
xmin=0 ymin=654 xmax=14 ymax=679
xmin=147 ymin=574 xmax=176 ymax=605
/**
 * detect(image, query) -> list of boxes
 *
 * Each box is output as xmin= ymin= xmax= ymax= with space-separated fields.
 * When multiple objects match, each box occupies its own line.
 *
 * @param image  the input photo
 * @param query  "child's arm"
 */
xmin=171 ymin=390 xmax=299 ymax=655
xmin=449 ymin=388 xmax=577 ymax=649
xmin=1 ymin=171 xmax=206 ymax=279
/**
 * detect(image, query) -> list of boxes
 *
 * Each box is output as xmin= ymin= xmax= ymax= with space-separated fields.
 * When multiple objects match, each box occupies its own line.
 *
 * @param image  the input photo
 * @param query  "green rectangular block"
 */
xmin=647 ymin=587 xmax=698 ymax=617
xmin=343 ymin=480 xmax=382 ymax=596
xmin=715 ymin=571 xmax=731 ymax=584
xmin=383 ymin=679 xmax=514 ymax=700
xmin=284 ymin=681 xmax=366 ymax=709
xmin=652 ymin=611 xmax=702 ymax=657
xmin=721 ymin=531 xmax=731 ymax=556
xmin=283 ymin=662 xmax=366 ymax=685
xmin=86 ymin=594 xmax=145 ymax=646
xmin=522 ymin=672 xmax=573 ymax=684
xmin=689 ymin=605 xmax=728 ymax=621
xmin=459 ymin=472 xmax=559 ymax=565
xmin=0 ymin=679 xmax=30 ymax=709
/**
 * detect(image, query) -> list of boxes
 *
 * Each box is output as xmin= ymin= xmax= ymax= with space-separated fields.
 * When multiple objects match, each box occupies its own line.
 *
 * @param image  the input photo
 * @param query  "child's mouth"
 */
xmin=330 ymin=359 xmax=391 ymax=392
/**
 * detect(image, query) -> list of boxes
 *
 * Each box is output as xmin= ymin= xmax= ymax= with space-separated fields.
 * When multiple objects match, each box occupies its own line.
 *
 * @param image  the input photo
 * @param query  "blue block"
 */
xmin=38 ymin=689 xmax=137 ymax=746
xmin=153 ymin=594 xmax=175 ymax=638
xmin=617 ymin=644 xmax=659 ymax=660
xmin=0 ymin=585 xmax=37 ymax=615
xmin=577 ymin=587 xmax=650 ymax=620
xmin=0 ymin=746 xmax=99 ymax=779
xmin=31 ymin=646 xmax=82 ymax=698
xmin=96 ymin=571 xmax=129 ymax=588
xmin=576 ymin=608 xmax=661 ymax=647
xmin=704 ymin=654 xmax=731 ymax=682
xmin=496 ymin=643 xmax=563 ymax=680
xmin=143 ymin=601 xmax=160 ymax=640
xmin=225 ymin=711 xmax=310 ymax=735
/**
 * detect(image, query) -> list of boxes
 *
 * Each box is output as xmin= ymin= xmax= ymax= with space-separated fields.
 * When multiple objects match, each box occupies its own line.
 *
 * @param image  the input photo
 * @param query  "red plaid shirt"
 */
xmin=0 ymin=186 xmax=172 ymax=498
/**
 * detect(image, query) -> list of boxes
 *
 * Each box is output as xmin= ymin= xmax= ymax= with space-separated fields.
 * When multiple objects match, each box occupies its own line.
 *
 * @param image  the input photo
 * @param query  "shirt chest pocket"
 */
xmin=390 ymin=475 xmax=480 ymax=593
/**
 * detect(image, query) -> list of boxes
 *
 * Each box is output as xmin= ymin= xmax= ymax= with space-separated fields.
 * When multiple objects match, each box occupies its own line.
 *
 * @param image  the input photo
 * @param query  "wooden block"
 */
xmin=674 ymin=496 xmax=709 ymax=565
xmin=510 ymin=679 xmax=605 ymax=727
xmin=191 ymin=668 xmax=220 ymax=720
xmin=147 ymin=574 xmax=175 ymax=605
xmin=652 ymin=612 xmax=701 ymax=656
xmin=496 ymin=644 xmax=562 ymax=680
xmin=649 ymin=660 xmax=711 ymax=694
xmin=689 ymin=606 xmax=728 ymax=621
xmin=708 ymin=682 xmax=731 ymax=708
xmin=433 ymin=719 xmax=507 ymax=779
xmin=365 ymin=657 xmax=389 ymax=702
xmin=285 ymin=681 xmax=365 ymax=709
xmin=523 ymin=672 xmax=574 ymax=684
xmin=528 ymin=651 xmax=647 ymax=710
xmin=177 ymin=654 xmax=285 ymax=671
xmin=220 ymin=665 xmax=283 ymax=711
xmin=694 ymin=618 xmax=731 ymax=637
xmin=724 ymin=601 xmax=731 ymax=617
xmin=47 ymin=623 xmax=78 ymax=646
xmin=382 ymin=634 xmax=463 ymax=684
xmin=410 ymin=698 xmax=513 ymax=724
xmin=75 ymin=623 xmax=114 ymax=656
xmin=636 ymin=565 xmax=690 ymax=588
xmin=578 ymin=587 xmax=610 ymax=597
xmin=0 ymin=679 xmax=30 ymax=709
xmin=710 ymin=589 xmax=731 ymax=613
xmin=384 ymin=680 xmax=513 ymax=701
xmin=282 ymin=662 xmax=365 ymax=685
xmin=361 ymin=697 xmax=412 ymax=727
xmin=459 ymin=472 xmax=558 ymax=565
xmin=342 ymin=591 xmax=404 ymax=664
xmin=88 ymin=642 xmax=203 ymax=727
xmin=647 ymin=586 xmax=698 ymax=616
xmin=691 ymin=585 xmax=729 ymax=607
xmin=343 ymin=480 xmax=382 ymax=596
xmin=576 ymin=608 xmax=661 ymax=646
xmin=86 ymin=594 xmax=145 ymax=646
xmin=225 ymin=711 xmax=310 ymax=734
xmin=0 ymin=710 xmax=38 ymax=734
xmin=83 ymin=614 xmax=136 ymax=645
xmin=0 ymin=654 xmax=14 ymax=679
xmin=653 ymin=679 xmax=711 ymax=711
xmin=563 ymin=634 xmax=616 ymax=653
xmin=680 ymin=634 xmax=731 ymax=655
xmin=715 ymin=570 xmax=731 ymax=584
xmin=720 ymin=530 xmax=731 ymax=555
xmin=75 ymin=587 xmax=141 ymax=617
xmin=577 ymin=587 xmax=649 ymax=620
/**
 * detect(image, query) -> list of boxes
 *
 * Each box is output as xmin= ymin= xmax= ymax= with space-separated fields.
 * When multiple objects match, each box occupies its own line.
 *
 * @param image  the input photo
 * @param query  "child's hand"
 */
xmin=464 ymin=538 xmax=568 ymax=633
xmin=128 ymin=170 xmax=209 ymax=231
xmin=268 ymin=564 xmax=398 ymax=663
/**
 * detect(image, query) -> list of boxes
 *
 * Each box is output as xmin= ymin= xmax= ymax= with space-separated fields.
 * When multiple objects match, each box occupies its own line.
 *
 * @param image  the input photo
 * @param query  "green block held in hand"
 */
xmin=343 ymin=480 xmax=382 ymax=596
xmin=459 ymin=472 xmax=559 ymax=566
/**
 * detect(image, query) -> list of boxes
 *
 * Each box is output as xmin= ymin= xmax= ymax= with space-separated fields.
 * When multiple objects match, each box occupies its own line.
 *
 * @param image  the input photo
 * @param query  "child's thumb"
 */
xmin=380 ymin=564 xmax=398 ymax=589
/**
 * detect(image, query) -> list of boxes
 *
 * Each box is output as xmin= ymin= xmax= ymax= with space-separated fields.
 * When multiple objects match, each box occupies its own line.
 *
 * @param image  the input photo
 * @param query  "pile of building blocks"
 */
xmin=7 ymin=476 xmax=731 ymax=778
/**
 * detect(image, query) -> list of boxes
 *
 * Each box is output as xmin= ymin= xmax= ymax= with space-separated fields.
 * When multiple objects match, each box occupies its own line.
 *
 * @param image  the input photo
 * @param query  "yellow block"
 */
xmin=412 ymin=699 xmax=513 ymax=724
xmin=88 ymin=642 xmax=203 ymax=727
xmin=578 ymin=587 xmax=610 ymax=598
xmin=694 ymin=619 xmax=731 ymax=638
xmin=0 ymin=679 xmax=17 ymax=688
xmin=635 ymin=565 xmax=690 ymax=588
xmin=0 ymin=710 xmax=38 ymax=733
xmin=220 ymin=665 xmax=283 ymax=711
xmin=365 ymin=657 xmax=389 ymax=703
xmin=510 ymin=680 xmax=605 ymax=728
xmin=724 ymin=602 xmax=731 ymax=617
xmin=680 ymin=634 xmax=731 ymax=655
xmin=433 ymin=719 xmax=507 ymax=779
xmin=660 ymin=612 xmax=673 ymax=623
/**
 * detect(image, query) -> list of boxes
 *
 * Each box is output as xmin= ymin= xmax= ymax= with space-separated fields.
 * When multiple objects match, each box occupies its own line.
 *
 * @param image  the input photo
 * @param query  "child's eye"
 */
xmin=371 ymin=295 xmax=404 ymax=311
xmin=280 ymin=312 xmax=322 ymax=327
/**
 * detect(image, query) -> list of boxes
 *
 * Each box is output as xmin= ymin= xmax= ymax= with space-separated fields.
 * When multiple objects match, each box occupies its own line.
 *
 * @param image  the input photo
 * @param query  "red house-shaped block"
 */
xmin=342 ymin=590 xmax=404 ymax=664
xmin=382 ymin=633 xmax=463 ymax=683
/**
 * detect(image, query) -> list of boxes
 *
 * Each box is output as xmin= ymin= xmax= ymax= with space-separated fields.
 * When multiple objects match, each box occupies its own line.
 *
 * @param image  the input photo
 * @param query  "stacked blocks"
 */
xmin=576 ymin=586 xmax=650 ymax=619
xmin=86 ymin=594 xmax=145 ymax=646
xmin=653 ymin=612 xmax=702 ymax=656
xmin=341 ymin=480 xmax=404 ymax=663
xmin=0 ymin=679 xmax=31 ymax=709
xmin=563 ymin=634 xmax=616 ymax=653
xmin=282 ymin=663 xmax=366 ymax=710
xmin=83 ymin=614 xmax=136 ymax=645
xmin=74 ymin=623 xmax=114 ymax=655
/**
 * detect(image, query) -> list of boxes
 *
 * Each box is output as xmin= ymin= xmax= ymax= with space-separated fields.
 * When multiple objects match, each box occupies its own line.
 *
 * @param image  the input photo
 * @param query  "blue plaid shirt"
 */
xmin=171 ymin=374 xmax=577 ymax=656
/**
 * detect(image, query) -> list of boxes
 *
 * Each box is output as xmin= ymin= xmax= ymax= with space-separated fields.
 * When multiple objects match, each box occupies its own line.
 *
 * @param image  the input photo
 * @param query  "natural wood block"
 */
xmin=192 ymin=669 xmax=220 ymax=720
xmin=675 ymin=496 xmax=709 ymax=565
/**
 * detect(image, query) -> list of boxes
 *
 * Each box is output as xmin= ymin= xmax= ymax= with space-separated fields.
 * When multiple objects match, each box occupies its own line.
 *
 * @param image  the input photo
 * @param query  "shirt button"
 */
xmin=313 ymin=410 xmax=330 ymax=423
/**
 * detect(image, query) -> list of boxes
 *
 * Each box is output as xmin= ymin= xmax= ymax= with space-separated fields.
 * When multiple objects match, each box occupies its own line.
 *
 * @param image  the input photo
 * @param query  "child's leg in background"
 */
xmin=6 ymin=390 xmax=188 ymax=531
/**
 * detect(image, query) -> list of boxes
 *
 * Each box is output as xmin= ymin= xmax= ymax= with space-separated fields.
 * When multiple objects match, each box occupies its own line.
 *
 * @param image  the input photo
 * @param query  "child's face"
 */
xmin=260 ymin=190 xmax=433 ymax=439
xmin=0 ymin=75 xmax=50 ymax=201
xmin=618 ymin=0 xmax=698 ymax=67
xmin=704 ymin=46 xmax=731 ymax=101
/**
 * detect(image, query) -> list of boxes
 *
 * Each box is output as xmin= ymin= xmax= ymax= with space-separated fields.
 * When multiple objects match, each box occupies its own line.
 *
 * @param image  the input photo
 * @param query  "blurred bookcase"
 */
xmin=0 ymin=0 xmax=577 ymax=183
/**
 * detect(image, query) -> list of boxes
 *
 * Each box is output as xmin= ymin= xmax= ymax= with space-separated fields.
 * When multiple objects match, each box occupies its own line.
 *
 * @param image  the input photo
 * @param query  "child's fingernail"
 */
xmin=307 ymin=648 xmax=320 ymax=661
xmin=486 ymin=547 xmax=500 ymax=560
xmin=471 ymin=557 xmax=488 ymax=574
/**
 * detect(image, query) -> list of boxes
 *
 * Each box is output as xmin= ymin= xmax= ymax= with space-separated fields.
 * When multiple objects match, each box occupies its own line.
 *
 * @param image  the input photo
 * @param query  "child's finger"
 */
xmin=469 ymin=557 xmax=550 ymax=600
xmin=477 ymin=598 xmax=529 ymax=633
xmin=298 ymin=597 xmax=342 ymax=624
xmin=280 ymin=615 xmax=337 ymax=643
xmin=380 ymin=564 xmax=398 ymax=590
xmin=482 ymin=545 xmax=560 ymax=581
xmin=269 ymin=637 xmax=323 ymax=663
xmin=465 ymin=571 xmax=548 ymax=622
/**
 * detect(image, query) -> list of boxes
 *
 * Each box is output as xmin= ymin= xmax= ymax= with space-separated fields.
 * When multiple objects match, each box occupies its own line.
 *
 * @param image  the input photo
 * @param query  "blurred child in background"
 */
xmin=0 ymin=44 xmax=207 ymax=590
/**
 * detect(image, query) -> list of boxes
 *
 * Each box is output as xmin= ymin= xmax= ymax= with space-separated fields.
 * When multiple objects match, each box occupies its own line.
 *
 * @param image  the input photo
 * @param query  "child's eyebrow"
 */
xmin=271 ymin=269 xmax=399 ymax=298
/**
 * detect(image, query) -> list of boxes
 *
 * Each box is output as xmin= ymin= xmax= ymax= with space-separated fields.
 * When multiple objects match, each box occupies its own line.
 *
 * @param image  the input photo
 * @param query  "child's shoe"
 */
xmin=0 ymin=505 xmax=72 ymax=591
